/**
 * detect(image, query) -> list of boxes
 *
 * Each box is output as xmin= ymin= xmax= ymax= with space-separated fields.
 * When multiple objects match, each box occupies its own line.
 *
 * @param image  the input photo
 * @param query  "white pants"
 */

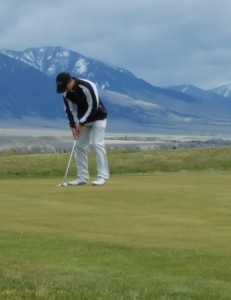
xmin=75 ymin=119 xmax=109 ymax=180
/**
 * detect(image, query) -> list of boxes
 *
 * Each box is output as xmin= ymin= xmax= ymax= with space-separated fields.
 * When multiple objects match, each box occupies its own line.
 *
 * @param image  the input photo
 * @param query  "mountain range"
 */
xmin=1 ymin=46 xmax=231 ymax=134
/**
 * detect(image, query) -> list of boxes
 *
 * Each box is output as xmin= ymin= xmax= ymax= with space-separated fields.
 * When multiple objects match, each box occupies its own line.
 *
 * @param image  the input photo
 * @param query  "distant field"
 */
xmin=0 ymin=149 xmax=231 ymax=299
xmin=2 ymin=128 xmax=231 ymax=152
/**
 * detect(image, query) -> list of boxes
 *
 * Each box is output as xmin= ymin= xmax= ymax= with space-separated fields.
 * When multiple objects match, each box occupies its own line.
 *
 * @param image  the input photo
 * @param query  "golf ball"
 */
xmin=63 ymin=182 xmax=68 ymax=186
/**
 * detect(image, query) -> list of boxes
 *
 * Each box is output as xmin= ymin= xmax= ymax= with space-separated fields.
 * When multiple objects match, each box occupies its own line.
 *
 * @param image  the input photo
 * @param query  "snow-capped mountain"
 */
xmin=1 ymin=47 xmax=199 ymax=103
xmin=208 ymin=83 xmax=231 ymax=98
xmin=0 ymin=52 xmax=61 ymax=119
xmin=0 ymin=51 xmax=170 ymax=131
xmin=1 ymin=46 xmax=231 ymax=134
xmin=1 ymin=47 xmax=157 ymax=99
xmin=167 ymin=84 xmax=230 ymax=104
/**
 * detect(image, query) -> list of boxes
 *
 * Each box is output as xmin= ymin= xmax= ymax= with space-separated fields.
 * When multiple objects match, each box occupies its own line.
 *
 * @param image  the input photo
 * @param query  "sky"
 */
xmin=1 ymin=0 xmax=231 ymax=89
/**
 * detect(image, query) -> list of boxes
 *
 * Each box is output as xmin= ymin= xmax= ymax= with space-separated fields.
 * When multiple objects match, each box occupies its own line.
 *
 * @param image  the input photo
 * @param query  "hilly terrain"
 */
xmin=1 ymin=46 xmax=231 ymax=134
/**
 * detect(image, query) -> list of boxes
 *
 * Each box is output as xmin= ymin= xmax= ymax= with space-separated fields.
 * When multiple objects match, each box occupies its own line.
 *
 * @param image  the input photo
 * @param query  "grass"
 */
xmin=1 ymin=147 xmax=231 ymax=178
xmin=0 ymin=148 xmax=231 ymax=299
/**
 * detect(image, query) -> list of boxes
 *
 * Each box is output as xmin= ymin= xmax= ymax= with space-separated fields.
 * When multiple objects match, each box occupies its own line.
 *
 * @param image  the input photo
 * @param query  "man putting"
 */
xmin=56 ymin=72 xmax=109 ymax=186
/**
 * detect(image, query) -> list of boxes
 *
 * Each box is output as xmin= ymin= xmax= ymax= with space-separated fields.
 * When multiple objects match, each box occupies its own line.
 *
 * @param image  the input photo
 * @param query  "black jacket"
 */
xmin=63 ymin=78 xmax=107 ymax=128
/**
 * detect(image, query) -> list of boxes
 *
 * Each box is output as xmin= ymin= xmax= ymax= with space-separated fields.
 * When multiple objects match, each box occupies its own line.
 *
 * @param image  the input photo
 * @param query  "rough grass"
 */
xmin=1 ymin=147 xmax=231 ymax=179
xmin=0 ymin=172 xmax=231 ymax=299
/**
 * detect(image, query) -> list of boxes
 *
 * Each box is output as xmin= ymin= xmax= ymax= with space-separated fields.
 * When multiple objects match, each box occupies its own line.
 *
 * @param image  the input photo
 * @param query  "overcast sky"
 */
xmin=1 ymin=0 xmax=231 ymax=89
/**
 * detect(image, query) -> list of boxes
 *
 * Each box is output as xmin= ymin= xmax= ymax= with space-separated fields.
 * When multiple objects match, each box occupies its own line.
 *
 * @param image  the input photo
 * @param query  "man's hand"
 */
xmin=72 ymin=124 xmax=84 ymax=138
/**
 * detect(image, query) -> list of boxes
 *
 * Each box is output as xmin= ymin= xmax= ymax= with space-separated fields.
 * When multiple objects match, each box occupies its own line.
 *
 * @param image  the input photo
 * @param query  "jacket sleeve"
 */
xmin=63 ymin=96 xmax=78 ymax=128
xmin=78 ymin=80 xmax=99 ymax=125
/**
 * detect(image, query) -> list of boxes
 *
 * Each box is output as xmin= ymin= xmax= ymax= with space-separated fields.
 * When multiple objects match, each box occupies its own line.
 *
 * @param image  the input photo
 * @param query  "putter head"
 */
xmin=57 ymin=182 xmax=68 ymax=187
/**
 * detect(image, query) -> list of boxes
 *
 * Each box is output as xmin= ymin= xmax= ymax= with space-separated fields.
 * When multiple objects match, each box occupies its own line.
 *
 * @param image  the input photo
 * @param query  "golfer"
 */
xmin=56 ymin=72 xmax=109 ymax=186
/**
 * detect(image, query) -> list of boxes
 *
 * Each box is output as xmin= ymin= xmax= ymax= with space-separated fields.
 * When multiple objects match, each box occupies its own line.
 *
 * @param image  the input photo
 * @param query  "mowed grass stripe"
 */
xmin=0 ymin=173 xmax=231 ymax=299
xmin=0 ymin=174 xmax=230 ymax=248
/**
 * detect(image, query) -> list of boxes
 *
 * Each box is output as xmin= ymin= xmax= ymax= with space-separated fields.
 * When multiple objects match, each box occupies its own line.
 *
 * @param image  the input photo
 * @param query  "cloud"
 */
xmin=1 ymin=0 xmax=231 ymax=88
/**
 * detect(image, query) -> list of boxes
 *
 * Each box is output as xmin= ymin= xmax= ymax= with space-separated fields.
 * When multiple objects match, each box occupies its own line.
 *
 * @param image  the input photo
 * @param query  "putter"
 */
xmin=57 ymin=139 xmax=77 ymax=187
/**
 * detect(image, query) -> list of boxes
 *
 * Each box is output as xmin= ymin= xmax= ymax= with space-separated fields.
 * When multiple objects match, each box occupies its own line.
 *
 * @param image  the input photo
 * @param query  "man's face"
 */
xmin=66 ymin=79 xmax=74 ymax=92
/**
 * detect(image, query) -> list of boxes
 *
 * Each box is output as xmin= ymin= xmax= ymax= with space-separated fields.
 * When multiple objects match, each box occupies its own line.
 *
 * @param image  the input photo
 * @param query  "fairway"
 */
xmin=0 ymin=173 xmax=231 ymax=299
